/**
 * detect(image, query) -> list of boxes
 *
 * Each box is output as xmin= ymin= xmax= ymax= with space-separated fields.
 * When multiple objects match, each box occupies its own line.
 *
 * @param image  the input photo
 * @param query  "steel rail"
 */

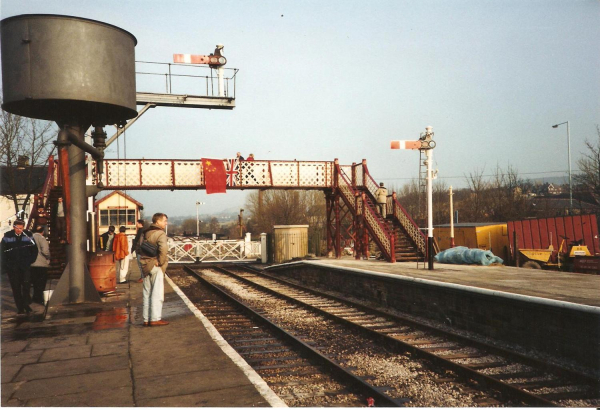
xmin=182 ymin=266 xmax=406 ymax=407
xmin=217 ymin=265 xmax=597 ymax=407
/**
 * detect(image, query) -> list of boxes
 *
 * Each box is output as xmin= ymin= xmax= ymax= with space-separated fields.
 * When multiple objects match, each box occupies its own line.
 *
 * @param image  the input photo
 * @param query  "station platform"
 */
xmin=1 ymin=261 xmax=285 ymax=407
xmin=308 ymin=258 xmax=600 ymax=307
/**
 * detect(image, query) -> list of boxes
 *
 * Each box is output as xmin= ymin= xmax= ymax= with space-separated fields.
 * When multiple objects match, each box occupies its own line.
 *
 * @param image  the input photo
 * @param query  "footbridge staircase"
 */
xmin=26 ymin=157 xmax=427 ymax=263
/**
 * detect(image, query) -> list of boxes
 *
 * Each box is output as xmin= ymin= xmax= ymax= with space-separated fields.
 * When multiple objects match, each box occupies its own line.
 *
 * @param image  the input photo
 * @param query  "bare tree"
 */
xmin=396 ymin=179 xmax=420 ymax=223
xmin=1 ymin=104 xmax=56 ymax=213
xmin=574 ymin=125 xmax=600 ymax=201
xmin=432 ymin=179 xmax=449 ymax=225
xmin=486 ymin=164 xmax=533 ymax=221
xmin=245 ymin=189 xmax=327 ymax=253
xmin=462 ymin=167 xmax=489 ymax=222
xmin=208 ymin=217 xmax=220 ymax=234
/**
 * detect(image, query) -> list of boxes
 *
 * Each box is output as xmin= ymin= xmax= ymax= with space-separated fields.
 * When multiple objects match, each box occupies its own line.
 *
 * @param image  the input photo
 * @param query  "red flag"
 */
xmin=202 ymin=158 xmax=226 ymax=194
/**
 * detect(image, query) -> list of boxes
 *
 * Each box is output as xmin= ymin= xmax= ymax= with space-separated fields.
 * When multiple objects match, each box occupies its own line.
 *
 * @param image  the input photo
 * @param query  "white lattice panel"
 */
xmin=240 ymin=161 xmax=271 ymax=186
xmin=325 ymin=163 xmax=333 ymax=186
xmin=394 ymin=202 xmax=426 ymax=253
xmin=365 ymin=175 xmax=379 ymax=196
xmin=271 ymin=162 xmax=299 ymax=186
xmin=105 ymin=161 xmax=141 ymax=187
xmin=364 ymin=207 xmax=391 ymax=254
xmin=354 ymin=165 xmax=364 ymax=187
xmin=298 ymin=162 xmax=329 ymax=186
xmin=337 ymin=173 xmax=355 ymax=205
xmin=173 ymin=161 xmax=202 ymax=186
xmin=140 ymin=161 xmax=173 ymax=187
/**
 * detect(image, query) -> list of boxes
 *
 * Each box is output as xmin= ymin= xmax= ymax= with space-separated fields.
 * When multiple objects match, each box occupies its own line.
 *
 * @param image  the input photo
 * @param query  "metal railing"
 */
xmin=361 ymin=161 xmax=426 ymax=257
xmin=136 ymin=61 xmax=238 ymax=98
xmin=389 ymin=195 xmax=426 ymax=255
xmin=335 ymin=162 xmax=393 ymax=259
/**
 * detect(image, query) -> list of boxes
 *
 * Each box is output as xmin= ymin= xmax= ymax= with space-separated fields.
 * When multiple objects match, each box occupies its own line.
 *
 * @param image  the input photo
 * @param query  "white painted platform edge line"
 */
xmin=165 ymin=275 xmax=288 ymax=408
xmin=272 ymin=261 xmax=600 ymax=315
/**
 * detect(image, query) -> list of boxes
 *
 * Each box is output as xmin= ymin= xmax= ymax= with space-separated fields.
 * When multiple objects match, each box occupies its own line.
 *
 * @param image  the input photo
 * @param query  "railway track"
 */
xmin=177 ymin=264 xmax=600 ymax=407
xmin=171 ymin=266 xmax=407 ymax=407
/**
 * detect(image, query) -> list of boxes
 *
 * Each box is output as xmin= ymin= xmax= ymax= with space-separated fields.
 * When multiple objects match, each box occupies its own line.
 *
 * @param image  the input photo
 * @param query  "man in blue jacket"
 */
xmin=1 ymin=220 xmax=39 ymax=314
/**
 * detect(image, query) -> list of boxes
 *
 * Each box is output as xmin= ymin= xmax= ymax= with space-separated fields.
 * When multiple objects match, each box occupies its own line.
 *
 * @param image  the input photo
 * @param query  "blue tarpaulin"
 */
xmin=434 ymin=246 xmax=504 ymax=266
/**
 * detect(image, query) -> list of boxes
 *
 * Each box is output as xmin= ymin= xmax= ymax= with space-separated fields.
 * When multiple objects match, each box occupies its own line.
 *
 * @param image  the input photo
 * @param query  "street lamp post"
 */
xmin=552 ymin=121 xmax=572 ymax=214
xmin=196 ymin=201 xmax=205 ymax=237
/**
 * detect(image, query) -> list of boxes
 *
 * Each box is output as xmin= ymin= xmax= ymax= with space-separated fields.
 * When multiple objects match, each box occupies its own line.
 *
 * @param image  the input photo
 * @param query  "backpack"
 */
xmin=140 ymin=229 xmax=162 ymax=257
xmin=140 ymin=240 xmax=158 ymax=257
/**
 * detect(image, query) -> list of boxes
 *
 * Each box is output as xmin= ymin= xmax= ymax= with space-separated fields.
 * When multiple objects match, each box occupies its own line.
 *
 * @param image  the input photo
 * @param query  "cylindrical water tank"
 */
xmin=88 ymin=251 xmax=116 ymax=293
xmin=1 ymin=14 xmax=138 ymax=125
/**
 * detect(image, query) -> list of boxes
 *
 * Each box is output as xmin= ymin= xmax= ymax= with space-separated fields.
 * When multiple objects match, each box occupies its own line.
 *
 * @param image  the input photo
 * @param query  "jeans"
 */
xmin=142 ymin=265 xmax=164 ymax=322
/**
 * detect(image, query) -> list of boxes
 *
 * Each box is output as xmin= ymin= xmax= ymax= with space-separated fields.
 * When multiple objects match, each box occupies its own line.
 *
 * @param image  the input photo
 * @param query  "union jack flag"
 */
xmin=225 ymin=159 xmax=240 ymax=186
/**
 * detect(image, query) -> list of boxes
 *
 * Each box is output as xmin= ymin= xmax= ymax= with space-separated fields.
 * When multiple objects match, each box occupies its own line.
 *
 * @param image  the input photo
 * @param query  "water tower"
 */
xmin=1 ymin=14 xmax=138 ymax=304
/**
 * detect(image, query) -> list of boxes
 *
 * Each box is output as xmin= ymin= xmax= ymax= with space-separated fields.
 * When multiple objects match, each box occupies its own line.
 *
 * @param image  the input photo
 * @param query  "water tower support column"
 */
xmin=49 ymin=125 xmax=102 ymax=306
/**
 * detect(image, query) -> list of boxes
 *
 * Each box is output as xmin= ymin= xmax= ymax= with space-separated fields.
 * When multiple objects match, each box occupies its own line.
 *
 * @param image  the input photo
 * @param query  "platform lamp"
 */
xmin=196 ymin=201 xmax=205 ymax=237
xmin=391 ymin=126 xmax=437 ymax=269
xmin=552 ymin=121 xmax=572 ymax=214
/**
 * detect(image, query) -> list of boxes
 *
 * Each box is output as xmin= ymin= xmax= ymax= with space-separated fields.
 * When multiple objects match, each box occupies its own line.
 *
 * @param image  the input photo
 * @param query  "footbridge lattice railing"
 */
xmin=92 ymin=159 xmax=333 ymax=190
xmin=335 ymin=161 xmax=395 ymax=261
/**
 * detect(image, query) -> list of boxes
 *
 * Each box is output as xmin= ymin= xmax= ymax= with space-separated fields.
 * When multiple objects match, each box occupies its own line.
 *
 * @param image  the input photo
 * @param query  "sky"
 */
xmin=2 ymin=0 xmax=599 ymax=218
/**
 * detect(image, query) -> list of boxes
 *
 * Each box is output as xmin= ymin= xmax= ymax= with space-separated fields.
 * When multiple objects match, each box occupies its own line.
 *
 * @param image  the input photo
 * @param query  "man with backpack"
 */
xmin=139 ymin=213 xmax=169 ymax=326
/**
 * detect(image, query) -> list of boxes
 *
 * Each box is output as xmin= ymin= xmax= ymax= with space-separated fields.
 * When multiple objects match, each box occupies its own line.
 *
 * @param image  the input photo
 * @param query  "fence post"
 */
xmin=261 ymin=233 xmax=267 ymax=264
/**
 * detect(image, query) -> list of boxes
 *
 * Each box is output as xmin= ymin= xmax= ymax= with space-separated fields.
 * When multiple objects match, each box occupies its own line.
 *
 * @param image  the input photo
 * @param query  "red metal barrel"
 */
xmin=88 ymin=251 xmax=116 ymax=293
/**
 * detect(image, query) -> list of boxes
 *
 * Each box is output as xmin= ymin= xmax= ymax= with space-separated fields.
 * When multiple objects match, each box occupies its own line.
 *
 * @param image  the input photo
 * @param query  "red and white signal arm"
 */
xmin=390 ymin=140 xmax=421 ymax=150
xmin=173 ymin=54 xmax=227 ymax=66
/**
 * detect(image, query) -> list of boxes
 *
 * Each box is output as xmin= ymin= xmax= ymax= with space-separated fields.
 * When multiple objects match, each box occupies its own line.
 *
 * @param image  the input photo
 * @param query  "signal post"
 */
xmin=391 ymin=126 xmax=437 ymax=269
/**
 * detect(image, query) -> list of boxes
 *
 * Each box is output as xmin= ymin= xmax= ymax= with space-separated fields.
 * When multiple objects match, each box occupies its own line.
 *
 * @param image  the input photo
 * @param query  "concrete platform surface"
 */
xmin=1 ymin=261 xmax=283 ymax=407
xmin=308 ymin=258 xmax=600 ymax=307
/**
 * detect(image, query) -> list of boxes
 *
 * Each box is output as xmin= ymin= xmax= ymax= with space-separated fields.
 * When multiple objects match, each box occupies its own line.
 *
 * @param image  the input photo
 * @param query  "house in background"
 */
xmin=95 ymin=191 xmax=143 ymax=236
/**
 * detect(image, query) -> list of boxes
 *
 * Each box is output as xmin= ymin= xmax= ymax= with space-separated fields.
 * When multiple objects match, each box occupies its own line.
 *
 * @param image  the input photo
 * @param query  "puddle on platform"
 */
xmin=3 ymin=307 xmax=130 ymax=341
xmin=93 ymin=308 xmax=128 ymax=330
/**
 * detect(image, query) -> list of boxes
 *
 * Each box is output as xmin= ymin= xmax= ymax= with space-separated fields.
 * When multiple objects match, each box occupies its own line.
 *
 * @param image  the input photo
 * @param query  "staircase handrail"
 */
xmin=389 ymin=194 xmax=427 ymax=255
xmin=26 ymin=156 xmax=57 ymax=231
xmin=335 ymin=162 xmax=394 ymax=260
xmin=360 ymin=160 xmax=426 ymax=256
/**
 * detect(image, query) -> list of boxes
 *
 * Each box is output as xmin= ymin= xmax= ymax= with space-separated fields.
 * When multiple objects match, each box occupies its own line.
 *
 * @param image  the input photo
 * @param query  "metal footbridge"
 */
xmin=83 ymin=157 xmax=427 ymax=263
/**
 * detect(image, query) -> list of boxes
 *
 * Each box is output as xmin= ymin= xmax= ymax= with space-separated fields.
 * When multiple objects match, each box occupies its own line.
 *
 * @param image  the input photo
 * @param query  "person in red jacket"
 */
xmin=112 ymin=226 xmax=130 ymax=284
